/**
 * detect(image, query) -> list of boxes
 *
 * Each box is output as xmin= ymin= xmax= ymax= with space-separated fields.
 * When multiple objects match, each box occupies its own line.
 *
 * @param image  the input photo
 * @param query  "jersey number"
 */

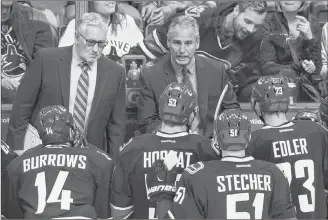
xmin=276 ymin=159 xmax=315 ymax=212
xmin=227 ymin=193 xmax=264 ymax=219
xmin=34 ymin=171 xmax=73 ymax=214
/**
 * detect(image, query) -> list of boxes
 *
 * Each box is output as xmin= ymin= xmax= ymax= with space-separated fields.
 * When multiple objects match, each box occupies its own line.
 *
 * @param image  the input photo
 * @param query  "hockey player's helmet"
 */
xmin=319 ymin=97 xmax=328 ymax=126
xmin=213 ymin=109 xmax=251 ymax=151
xmin=251 ymin=76 xmax=290 ymax=117
xmin=36 ymin=105 xmax=74 ymax=145
xmin=159 ymin=82 xmax=197 ymax=125
xmin=293 ymin=108 xmax=321 ymax=123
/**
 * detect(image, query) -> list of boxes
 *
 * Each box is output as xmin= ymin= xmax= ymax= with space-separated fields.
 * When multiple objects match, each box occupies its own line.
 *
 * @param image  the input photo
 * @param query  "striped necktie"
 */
xmin=181 ymin=67 xmax=201 ymax=134
xmin=182 ymin=67 xmax=193 ymax=91
xmin=73 ymin=62 xmax=90 ymax=135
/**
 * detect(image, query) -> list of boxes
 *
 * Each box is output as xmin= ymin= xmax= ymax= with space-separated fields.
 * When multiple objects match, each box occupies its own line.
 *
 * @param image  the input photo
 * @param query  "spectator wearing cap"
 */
xmin=1 ymin=0 xmax=56 ymax=104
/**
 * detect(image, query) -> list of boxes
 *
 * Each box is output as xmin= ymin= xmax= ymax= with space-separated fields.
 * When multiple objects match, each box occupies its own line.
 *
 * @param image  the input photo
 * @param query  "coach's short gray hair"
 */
xmin=76 ymin=12 xmax=108 ymax=34
xmin=167 ymin=15 xmax=200 ymax=40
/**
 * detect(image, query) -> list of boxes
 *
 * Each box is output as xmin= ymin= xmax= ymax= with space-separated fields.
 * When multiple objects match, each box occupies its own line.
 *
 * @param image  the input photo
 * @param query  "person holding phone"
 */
xmin=260 ymin=1 xmax=322 ymax=101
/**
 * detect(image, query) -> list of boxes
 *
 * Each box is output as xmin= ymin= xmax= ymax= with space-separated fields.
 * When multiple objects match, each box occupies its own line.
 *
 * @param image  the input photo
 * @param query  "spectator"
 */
xmin=65 ymin=1 xmax=75 ymax=24
xmin=17 ymin=1 xmax=59 ymax=45
xmin=132 ymin=1 xmax=268 ymax=102
xmin=260 ymin=1 xmax=322 ymax=100
xmin=1 ymin=0 xmax=56 ymax=104
xmin=321 ymin=22 xmax=328 ymax=80
xmin=6 ymin=13 xmax=126 ymax=158
xmin=118 ymin=2 xmax=144 ymax=32
xmin=141 ymin=1 xmax=216 ymax=25
xmin=137 ymin=15 xmax=239 ymax=138
xmin=59 ymin=1 xmax=144 ymax=62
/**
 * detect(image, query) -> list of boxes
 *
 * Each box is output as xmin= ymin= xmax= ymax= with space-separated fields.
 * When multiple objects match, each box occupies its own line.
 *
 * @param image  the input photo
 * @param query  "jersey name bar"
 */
xmin=272 ymin=138 xmax=308 ymax=158
xmin=217 ymin=174 xmax=272 ymax=192
xmin=23 ymin=154 xmax=87 ymax=172
xmin=144 ymin=150 xmax=193 ymax=168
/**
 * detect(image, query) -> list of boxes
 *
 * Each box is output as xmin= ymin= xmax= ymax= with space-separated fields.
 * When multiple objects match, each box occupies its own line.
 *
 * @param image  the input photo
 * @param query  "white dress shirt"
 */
xmin=69 ymin=45 xmax=97 ymax=130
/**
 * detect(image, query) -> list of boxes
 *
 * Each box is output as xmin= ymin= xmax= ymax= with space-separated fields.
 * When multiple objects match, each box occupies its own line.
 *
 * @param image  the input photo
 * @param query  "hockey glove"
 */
xmin=146 ymin=160 xmax=177 ymax=203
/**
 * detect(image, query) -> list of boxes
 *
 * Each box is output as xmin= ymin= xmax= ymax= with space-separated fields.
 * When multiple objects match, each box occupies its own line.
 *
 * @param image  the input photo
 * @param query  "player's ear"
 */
xmin=195 ymin=37 xmax=200 ymax=50
xmin=233 ymin=5 xmax=240 ymax=17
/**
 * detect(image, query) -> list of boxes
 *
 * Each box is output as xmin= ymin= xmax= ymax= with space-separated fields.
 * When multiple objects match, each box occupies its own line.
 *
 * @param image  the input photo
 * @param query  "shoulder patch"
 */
xmin=185 ymin=6 xmax=205 ymax=18
xmin=185 ymin=161 xmax=204 ymax=174
xmin=119 ymin=138 xmax=133 ymax=153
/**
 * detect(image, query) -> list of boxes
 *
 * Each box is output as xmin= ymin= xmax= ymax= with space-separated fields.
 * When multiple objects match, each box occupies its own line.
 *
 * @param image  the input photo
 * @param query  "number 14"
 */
xmin=34 ymin=171 xmax=73 ymax=214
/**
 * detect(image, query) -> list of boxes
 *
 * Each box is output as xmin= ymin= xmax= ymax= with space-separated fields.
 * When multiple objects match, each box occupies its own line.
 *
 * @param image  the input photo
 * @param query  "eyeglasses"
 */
xmin=77 ymin=31 xmax=108 ymax=48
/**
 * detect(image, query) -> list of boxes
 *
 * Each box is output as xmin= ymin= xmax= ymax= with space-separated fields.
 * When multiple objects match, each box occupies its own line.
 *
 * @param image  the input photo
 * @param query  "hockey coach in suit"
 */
xmin=6 ymin=13 xmax=126 ymax=158
xmin=138 ymin=15 xmax=240 ymax=138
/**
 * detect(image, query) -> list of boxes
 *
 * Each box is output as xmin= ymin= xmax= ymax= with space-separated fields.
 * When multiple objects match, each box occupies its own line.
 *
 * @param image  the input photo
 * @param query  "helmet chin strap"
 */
xmin=255 ymin=108 xmax=265 ymax=123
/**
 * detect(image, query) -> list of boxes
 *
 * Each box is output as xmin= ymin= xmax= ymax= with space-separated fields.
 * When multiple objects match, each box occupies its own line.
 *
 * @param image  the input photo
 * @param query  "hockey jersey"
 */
xmin=166 ymin=156 xmax=296 ymax=219
xmin=110 ymin=131 xmax=221 ymax=219
xmin=133 ymin=3 xmax=264 ymax=87
xmin=2 ymin=144 xmax=114 ymax=219
xmin=1 ymin=140 xmax=18 ymax=170
xmin=247 ymin=121 xmax=328 ymax=219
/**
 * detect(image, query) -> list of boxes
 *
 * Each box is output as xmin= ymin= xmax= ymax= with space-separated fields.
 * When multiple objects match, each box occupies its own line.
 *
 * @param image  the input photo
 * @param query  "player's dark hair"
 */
xmin=238 ymin=1 xmax=268 ymax=14
xmin=199 ymin=1 xmax=267 ymax=29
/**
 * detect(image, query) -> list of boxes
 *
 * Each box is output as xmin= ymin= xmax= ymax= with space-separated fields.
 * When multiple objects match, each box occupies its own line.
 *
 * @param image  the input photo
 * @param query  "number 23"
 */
xmin=276 ymin=159 xmax=315 ymax=212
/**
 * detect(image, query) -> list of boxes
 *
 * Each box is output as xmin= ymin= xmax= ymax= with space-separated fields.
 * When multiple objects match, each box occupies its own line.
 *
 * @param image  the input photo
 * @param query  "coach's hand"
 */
xmin=146 ymin=160 xmax=177 ymax=203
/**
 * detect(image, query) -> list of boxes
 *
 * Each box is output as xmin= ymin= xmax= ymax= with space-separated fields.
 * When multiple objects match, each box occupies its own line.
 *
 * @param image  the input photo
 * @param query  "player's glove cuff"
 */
xmin=146 ymin=160 xmax=178 ymax=203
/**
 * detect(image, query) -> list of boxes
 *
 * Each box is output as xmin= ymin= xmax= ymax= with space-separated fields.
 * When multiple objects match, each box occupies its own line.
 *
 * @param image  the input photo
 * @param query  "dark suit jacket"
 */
xmin=138 ymin=54 xmax=240 ymax=138
xmin=6 ymin=46 xmax=126 ymax=157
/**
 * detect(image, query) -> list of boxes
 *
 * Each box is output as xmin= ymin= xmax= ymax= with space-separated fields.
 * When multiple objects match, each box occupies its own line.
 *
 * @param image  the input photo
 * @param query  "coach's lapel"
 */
xmin=58 ymin=46 xmax=73 ymax=109
xmin=89 ymin=57 xmax=108 ymax=122
xmin=164 ymin=57 xmax=178 ymax=85
xmin=195 ymin=56 xmax=208 ymax=123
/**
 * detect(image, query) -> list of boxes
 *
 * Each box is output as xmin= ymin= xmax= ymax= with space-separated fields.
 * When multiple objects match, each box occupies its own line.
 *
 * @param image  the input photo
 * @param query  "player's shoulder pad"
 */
xmin=184 ymin=161 xmax=205 ymax=175
xmin=119 ymin=137 xmax=135 ymax=154
xmin=96 ymin=149 xmax=112 ymax=161
xmin=21 ymin=144 xmax=43 ymax=156
xmin=86 ymin=143 xmax=112 ymax=161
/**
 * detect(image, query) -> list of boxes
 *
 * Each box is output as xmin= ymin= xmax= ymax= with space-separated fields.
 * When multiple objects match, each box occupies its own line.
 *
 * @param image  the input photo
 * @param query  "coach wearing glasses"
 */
xmin=6 ymin=13 xmax=126 ymax=158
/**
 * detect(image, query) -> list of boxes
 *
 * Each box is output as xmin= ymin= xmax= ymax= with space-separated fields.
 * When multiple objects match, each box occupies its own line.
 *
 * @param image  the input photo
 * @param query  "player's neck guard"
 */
xmin=156 ymin=131 xmax=189 ymax=138
xmin=44 ymin=143 xmax=71 ymax=148
xmin=221 ymin=156 xmax=254 ymax=162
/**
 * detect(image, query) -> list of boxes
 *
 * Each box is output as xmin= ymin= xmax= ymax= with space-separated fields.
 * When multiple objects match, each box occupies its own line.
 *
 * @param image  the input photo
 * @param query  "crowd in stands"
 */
xmin=1 ymin=1 xmax=328 ymax=145
xmin=3 ymin=1 xmax=327 ymax=104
